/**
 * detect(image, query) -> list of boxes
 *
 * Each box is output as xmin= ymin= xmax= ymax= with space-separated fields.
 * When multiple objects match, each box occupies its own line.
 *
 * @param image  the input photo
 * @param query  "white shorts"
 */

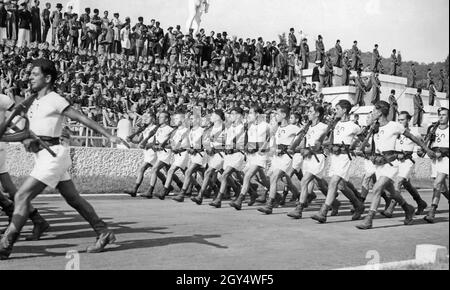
xmin=328 ymin=154 xmax=352 ymax=181
xmin=208 ymin=153 xmax=224 ymax=171
xmin=143 ymin=149 xmax=157 ymax=165
xmin=246 ymin=152 xmax=268 ymax=169
xmin=189 ymin=152 xmax=208 ymax=167
xmin=432 ymin=157 xmax=449 ymax=176
xmin=0 ymin=27 xmax=7 ymax=41
xmin=172 ymin=151 xmax=189 ymax=169
xmin=156 ymin=150 xmax=173 ymax=165
xmin=395 ymin=160 xmax=414 ymax=180
xmin=364 ymin=159 xmax=376 ymax=176
xmin=292 ymin=153 xmax=304 ymax=172
xmin=30 ymin=145 xmax=72 ymax=189
xmin=270 ymin=154 xmax=293 ymax=174
xmin=0 ymin=149 xmax=7 ymax=174
xmin=223 ymin=152 xmax=245 ymax=172
xmin=302 ymin=155 xmax=326 ymax=178
xmin=375 ymin=162 xmax=399 ymax=181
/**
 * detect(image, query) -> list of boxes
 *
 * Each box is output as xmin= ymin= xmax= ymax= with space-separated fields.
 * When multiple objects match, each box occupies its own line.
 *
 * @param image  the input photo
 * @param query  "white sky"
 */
xmin=44 ymin=0 xmax=449 ymax=63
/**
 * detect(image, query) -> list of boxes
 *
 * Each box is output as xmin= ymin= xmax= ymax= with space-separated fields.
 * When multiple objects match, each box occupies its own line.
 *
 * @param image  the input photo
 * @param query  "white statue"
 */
xmin=186 ymin=0 xmax=210 ymax=35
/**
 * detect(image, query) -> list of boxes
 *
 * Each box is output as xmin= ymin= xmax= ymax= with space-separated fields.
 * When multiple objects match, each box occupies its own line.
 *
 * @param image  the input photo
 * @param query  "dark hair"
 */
xmin=399 ymin=111 xmax=412 ymax=120
xmin=231 ymin=107 xmax=244 ymax=115
xmin=417 ymin=88 xmax=422 ymax=93
xmin=213 ymin=109 xmax=225 ymax=121
xmin=32 ymin=59 xmax=58 ymax=84
xmin=160 ymin=111 xmax=170 ymax=120
xmin=374 ymin=101 xmax=390 ymax=117
xmin=85 ymin=8 xmax=91 ymax=13
xmin=391 ymin=89 xmax=396 ymax=94
xmin=312 ymin=104 xmax=325 ymax=120
xmin=278 ymin=104 xmax=291 ymax=118
xmin=292 ymin=112 xmax=301 ymax=121
xmin=336 ymin=100 xmax=353 ymax=114
xmin=138 ymin=17 xmax=144 ymax=22
xmin=250 ymin=105 xmax=263 ymax=115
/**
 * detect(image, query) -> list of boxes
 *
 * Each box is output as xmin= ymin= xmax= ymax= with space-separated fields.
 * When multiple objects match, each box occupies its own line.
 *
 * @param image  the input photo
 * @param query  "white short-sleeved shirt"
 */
xmin=431 ymin=127 xmax=449 ymax=149
xmin=142 ymin=124 xmax=157 ymax=144
xmin=209 ymin=124 xmax=226 ymax=148
xmin=275 ymin=124 xmax=301 ymax=146
xmin=248 ymin=122 xmax=270 ymax=143
xmin=225 ymin=123 xmax=245 ymax=149
xmin=155 ymin=125 xmax=174 ymax=145
xmin=27 ymin=92 xmax=70 ymax=138
xmin=0 ymin=94 xmax=15 ymax=150
xmin=305 ymin=122 xmax=328 ymax=147
xmin=117 ymin=118 xmax=132 ymax=140
xmin=396 ymin=129 xmax=419 ymax=152
xmin=333 ymin=121 xmax=360 ymax=145
xmin=189 ymin=127 xmax=205 ymax=149
xmin=374 ymin=121 xmax=406 ymax=152
xmin=171 ymin=127 xmax=190 ymax=149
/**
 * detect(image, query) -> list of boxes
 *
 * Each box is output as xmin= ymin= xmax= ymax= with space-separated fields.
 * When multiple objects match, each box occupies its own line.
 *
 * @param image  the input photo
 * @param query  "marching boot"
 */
xmin=230 ymin=194 xmax=245 ymax=211
xmin=248 ymin=191 xmax=258 ymax=207
xmin=274 ymin=193 xmax=283 ymax=208
xmin=0 ymin=203 xmax=14 ymax=234
xmin=289 ymin=190 xmax=300 ymax=202
xmin=255 ymin=191 xmax=268 ymax=204
xmin=287 ymin=202 xmax=307 ymax=219
xmin=209 ymin=192 xmax=223 ymax=208
xmin=356 ymin=210 xmax=376 ymax=230
xmin=257 ymin=198 xmax=276 ymax=215
xmin=351 ymin=199 xmax=366 ymax=221
xmin=86 ymin=229 xmax=117 ymax=254
xmin=416 ymin=200 xmax=428 ymax=215
xmin=139 ymin=186 xmax=154 ymax=199
xmin=330 ymin=199 xmax=341 ymax=216
xmin=280 ymin=187 xmax=289 ymax=207
xmin=124 ymin=183 xmax=140 ymax=197
xmin=185 ymin=183 xmax=194 ymax=197
xmin=173 ymin=189 xmax=187 ymax=203
xmin=0 ymin=227 xmax=20 ymax=260
xmin=311 ymin=204 xmax=331 ymax=223
xmin=402 ymin=203 xmax=416 ymax=225
xmin=155 ymin=187 xmax=171 ymax=200
xmin=25 ymin=209 xmax=50 ymax=241
xmin=380 ymin=200 xmax=397 ymax=218
xmin=191 ymin=190 xmax=204 ymax=205
xmin=305 ymin=192 xmax=317 ymax=208
xmin=424 ymin=204 xmax=438 ymax=224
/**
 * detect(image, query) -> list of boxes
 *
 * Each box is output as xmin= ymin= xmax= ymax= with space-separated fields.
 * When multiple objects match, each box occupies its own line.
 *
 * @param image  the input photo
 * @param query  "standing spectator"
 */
xmin=367 ymin=72 xmax=381 ymax=105
xmin=390 ymin=49 xmax=398 ymax=76
xmin=41 ymin=2 xmax=51 ymax=43
xmin=90 ymin=8 xmax=102 ymax=51
xmin=50 ymin=2 xmax=62 ymax=46
xmin=68 ymin=13 xmax=80 ymax=51
xmin=342 ymin=51 xmax=351 ymax=86
xmin=437 ymin=69 xmax=445 ymax=93
xmin=397 ymin=50 xmax=402 ymax=75
xmin=112 ymin=12 xmax=122 ymax=54
xmin=351 ymin=41 xmax=360 ymax=70
xmin=426 ymin=68 xmax=432 ymax=88
xmin=413 ymin=88 xmax=424 ymax=127
xmin=6 ymin=1 xmax=19 ymax=42
xmin=17 ymin=1 xmax=32 ymax=47
xmin=428 ymin=82 xmax=436 ymax=106
xmin=315 ymin=34 xmax=325 ymax=64
xmin=133 ymin=16 xmax=146 ymax=60
xmin=387 ymin=89 xmax=398 ymax=121
xmin=300 ymin=38 xmax=309 ymax=69
xmin=354 ymin=69 xmax=366 ymax=106
xmin=334 ymin=39 xmax=342 ymax=68
xmin=323 ymin=53 xmax=333 ymax=87
xmin=30 ymin=0 xmax=41 ymax=43
xmin=288 ymin=28 xmax=297 ymax=52
xmin=372 ymin=44 xmax=382 ymax=73
xmin=101 ymin=10 xmax=109 ymax=29
xmin=120 ymin=20 xmax=131 ymax=57
xmin=0 ymin=0 xmax=8 ymax=43
xmin=79 ymin=7 xmax=91 ymax=49
xmin=407 ymin=63 xmax=416 ymax=88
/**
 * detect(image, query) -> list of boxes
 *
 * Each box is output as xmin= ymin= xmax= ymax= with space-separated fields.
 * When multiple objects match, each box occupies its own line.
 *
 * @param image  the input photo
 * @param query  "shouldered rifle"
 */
xmin=159 ymin=127 xmax=178 ymax=152
xmin=0 ymin=95 xmax=57 ymax=157
xmin=342 ymin=141 xmax=353 ymax=161
xmin=418 ymin=122 xmax=439 ymax=157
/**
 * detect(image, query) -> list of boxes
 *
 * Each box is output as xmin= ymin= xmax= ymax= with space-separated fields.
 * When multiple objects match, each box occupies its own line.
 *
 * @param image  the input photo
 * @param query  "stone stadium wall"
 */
xmin=5 ymin=145 xmax=434 ymax=194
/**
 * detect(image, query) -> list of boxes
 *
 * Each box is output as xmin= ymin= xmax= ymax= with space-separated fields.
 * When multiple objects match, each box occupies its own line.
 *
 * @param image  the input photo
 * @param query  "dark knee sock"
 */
xmin=403 ymin=180 xmax=423 ymax=203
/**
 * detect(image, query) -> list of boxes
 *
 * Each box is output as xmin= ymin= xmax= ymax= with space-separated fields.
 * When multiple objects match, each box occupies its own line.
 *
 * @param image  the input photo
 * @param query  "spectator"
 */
xmin=17 ymin=1 xmax=32 ymax=47
xmin=0 ymin=0 xmax=8 ymax=43
xmin=50 ymin=2 xmax=62 ymax=46
xmin=41 ymin=2 xmax=51 ymax=43
xmin=30 ymin=0 xmax=41 ymax=43
xmin=413 ymin=88 xmax=424 ymax=127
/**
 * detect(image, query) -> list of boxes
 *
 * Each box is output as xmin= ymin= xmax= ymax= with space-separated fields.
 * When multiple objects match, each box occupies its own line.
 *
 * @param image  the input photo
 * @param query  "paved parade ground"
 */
xmin=0 ymin=190 xmax=448 ymax=270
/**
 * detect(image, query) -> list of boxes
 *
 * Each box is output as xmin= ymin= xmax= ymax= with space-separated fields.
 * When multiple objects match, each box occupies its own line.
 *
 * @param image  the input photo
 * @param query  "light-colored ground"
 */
xmin=0 ymin=190 xmax=448 ymax=270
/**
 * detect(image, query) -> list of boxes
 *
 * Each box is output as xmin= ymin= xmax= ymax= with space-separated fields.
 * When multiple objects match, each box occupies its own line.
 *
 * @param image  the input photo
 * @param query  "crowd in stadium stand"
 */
xmin=1 ymin=0 xmax=447 ymax=146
